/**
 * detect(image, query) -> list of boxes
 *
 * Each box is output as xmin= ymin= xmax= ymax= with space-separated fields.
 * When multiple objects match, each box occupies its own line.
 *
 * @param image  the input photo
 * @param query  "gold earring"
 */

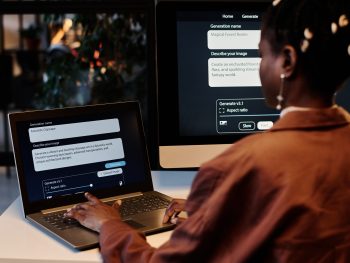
xmin=276 ymin=74 xmax=286 ymax=110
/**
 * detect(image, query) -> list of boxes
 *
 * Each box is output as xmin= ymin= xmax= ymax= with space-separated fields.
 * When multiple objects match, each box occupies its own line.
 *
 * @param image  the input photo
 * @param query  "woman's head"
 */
xmin=259 ymin=0 xmax=350 ymax=108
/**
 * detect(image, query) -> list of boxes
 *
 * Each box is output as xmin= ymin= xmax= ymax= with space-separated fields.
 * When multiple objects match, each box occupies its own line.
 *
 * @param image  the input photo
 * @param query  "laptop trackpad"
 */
xmin=124 ymin=219 xmax=145 ymax=229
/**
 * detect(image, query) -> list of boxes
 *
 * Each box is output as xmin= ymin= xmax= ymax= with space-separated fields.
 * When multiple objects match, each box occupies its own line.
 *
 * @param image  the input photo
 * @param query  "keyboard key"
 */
xmin=42 ymin=212 xmax=79 ymax=231
xmin=119 ymin=195 xmax=170 ymax=217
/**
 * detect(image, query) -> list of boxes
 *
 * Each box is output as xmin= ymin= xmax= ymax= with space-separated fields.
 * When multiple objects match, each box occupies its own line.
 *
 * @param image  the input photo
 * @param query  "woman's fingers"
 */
xmin=163 ymin=199 xmax=186 ymax=223
xmin=170 ymin=216 xmax=186 ymax=225
xmin=112 ymin=199 xmax=122 ymax=209
xmin=84 ymin=192 xmax=102 ymax=204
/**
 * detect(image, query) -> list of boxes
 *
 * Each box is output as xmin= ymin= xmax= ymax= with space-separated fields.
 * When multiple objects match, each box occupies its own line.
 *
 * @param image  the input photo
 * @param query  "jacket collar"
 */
xmin=270 ymin=106 xmax=350 ymax=132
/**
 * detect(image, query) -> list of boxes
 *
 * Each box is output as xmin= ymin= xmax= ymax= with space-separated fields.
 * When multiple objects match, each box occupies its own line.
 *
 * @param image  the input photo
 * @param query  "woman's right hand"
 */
xmin=163 ymin=198 xmax=187 ymax=225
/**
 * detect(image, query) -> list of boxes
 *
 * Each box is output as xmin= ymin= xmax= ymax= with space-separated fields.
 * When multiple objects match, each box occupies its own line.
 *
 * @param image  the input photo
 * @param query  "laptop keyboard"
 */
xmin=42 ymin=213 xmax=80 ymax=231
xmin=42 ymin=194 xmax=170 ymax=231
xmin=118 ymin=195 xmax=170 ymax=217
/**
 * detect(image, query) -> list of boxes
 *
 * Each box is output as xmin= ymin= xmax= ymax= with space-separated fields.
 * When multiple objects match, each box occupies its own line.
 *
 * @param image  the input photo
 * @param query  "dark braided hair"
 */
xmin=262 ymin=0 xmax=350 ymax=95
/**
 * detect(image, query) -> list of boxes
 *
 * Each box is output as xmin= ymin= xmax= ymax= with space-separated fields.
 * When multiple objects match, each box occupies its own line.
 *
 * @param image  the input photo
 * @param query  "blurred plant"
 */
xmin=34 ymin=12 xmax=147 ymax=108
xmin=20 ymin=24 xmax=43 ymax=50
xmin=20 ymin=24 xmax=43 ymax=39
xmin=34 ymin=50 xmax=89 ymax=108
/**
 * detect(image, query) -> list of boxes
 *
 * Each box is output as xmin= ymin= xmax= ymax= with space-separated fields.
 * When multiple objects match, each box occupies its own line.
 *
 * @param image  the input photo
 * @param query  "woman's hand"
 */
xmin=64 ymin=192 xmax=121 ymax=232
xmin=163 ymin=198 xmax=187 ymax=225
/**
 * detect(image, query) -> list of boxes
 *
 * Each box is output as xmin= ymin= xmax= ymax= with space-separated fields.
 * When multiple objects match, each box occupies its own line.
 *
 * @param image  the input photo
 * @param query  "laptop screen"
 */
xmin=9 ymin=102 xmax=153 ymax=212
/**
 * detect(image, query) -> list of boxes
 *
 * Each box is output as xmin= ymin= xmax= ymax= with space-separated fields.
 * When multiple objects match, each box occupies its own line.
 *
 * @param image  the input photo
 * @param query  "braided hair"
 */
xmin=262 ymin=0 xmax=350 ymax=95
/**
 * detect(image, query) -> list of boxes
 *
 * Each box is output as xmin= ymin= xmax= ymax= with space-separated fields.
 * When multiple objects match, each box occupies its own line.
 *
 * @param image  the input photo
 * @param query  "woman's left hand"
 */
xmin=64 ymin=192 xmax=121 ymax=232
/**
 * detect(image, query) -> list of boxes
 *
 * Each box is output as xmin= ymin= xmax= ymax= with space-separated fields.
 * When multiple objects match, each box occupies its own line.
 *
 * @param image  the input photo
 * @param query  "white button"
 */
xmin=97 ymin=168 xmax=123 ymax=177
xmin=257 ymin=121 xmax=273 ymax=130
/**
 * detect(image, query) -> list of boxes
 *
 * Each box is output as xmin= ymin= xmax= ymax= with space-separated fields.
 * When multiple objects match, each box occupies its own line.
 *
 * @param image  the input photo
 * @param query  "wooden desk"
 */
xmin=0 ymin=171 xmax=196 ymax=263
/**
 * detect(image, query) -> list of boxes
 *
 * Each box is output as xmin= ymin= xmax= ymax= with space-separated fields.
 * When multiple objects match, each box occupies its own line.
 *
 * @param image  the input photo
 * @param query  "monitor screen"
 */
xmin=176 ymin=9 xmax=278 ymax=137
xmin=157 ymin=1 xmax=272 ymax=168
xmin=0 ymin=0 xmax=158 ymax=167
xmin=156 ymin=0 xmax=350 ymax=169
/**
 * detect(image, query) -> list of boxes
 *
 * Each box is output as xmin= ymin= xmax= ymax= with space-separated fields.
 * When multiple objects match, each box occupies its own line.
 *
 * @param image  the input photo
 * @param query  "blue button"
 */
xmin=105 ymin=161 xmax=126 ymax=169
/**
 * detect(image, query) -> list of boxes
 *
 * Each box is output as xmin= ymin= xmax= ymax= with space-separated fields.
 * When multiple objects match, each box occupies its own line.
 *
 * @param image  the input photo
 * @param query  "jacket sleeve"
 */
xmin=99 ymin=167 xmax=223 ymax=263
xmin=99 ymin=220 xmax=155 ymax=263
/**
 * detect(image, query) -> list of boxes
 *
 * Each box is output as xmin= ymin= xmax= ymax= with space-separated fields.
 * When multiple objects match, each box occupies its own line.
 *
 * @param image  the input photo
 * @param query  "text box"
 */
xmin=29 ymin=119 xmax=120 ymax=143
xmin=207 ymin=30 xmax=260 ymax=50
xmin=32 ymin=138 xmax=124 ymax=172
xmin=209 ymin=57 xmax=261 ymax=87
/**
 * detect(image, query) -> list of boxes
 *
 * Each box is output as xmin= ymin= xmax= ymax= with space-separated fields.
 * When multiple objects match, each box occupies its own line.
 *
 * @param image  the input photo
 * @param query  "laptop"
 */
xmin=8 ymin=101 xmax=175 ymax=250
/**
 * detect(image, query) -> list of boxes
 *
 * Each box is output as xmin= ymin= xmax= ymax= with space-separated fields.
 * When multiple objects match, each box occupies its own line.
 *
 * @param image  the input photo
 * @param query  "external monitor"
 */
xmin=156 ymin=0 xmax=350 ymax=169
xmin=156 ymin=1 xmax=273 ymax=169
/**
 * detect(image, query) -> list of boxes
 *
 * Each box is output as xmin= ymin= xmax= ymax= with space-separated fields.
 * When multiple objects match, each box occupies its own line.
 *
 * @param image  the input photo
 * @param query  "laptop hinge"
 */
xmin=41 ymin=192 xmax=143 ymax=214
xmin=42 ymin=204 xmax=77 ymax=215
xmin=101 ymin=192 xmax=143 ymax=203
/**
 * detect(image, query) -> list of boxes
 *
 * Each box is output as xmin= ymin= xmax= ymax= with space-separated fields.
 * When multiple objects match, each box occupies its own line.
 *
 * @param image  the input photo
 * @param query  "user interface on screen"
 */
xmin=176 ymin=10 xmax=279 ymax=136
xmin=157 ymin=2 xmax=275 ymax=168
xmin=157 ymin=2 xmax=350 ymax=169
xmin=15 ymin=108 xmax=148 ymax=203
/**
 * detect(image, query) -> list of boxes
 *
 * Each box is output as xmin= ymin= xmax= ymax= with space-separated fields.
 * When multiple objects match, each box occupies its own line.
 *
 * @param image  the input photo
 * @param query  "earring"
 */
xmin=276 ymin=74 xmax=286 ymax=110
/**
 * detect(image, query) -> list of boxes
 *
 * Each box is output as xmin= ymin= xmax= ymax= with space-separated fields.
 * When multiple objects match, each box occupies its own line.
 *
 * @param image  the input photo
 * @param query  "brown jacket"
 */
xmin=100 ymin=106 xmax=350 ymax=263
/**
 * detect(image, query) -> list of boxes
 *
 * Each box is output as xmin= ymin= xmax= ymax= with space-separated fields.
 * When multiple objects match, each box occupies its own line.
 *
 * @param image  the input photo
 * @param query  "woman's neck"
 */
xmin=283 ymin=77 xmax=335 ymax=109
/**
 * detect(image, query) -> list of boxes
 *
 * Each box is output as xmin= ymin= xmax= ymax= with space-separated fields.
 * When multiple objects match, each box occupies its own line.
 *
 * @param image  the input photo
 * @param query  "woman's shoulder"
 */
xmin=200 ymin=132 xmax=271 ymax=173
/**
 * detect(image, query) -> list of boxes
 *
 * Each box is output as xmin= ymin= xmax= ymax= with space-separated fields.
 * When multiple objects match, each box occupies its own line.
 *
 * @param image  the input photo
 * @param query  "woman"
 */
xmin=65 ymin=0 xmax=350 ymax=262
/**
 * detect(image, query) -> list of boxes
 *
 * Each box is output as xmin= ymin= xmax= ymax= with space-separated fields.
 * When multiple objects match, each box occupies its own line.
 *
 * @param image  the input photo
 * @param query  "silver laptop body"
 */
xmin=9 ymin=102 xmax=174 ymax=250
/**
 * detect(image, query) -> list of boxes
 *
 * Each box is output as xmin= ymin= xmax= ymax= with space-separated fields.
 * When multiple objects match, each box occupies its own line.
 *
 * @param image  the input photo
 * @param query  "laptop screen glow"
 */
xmin=13 ymin=104 xmax=150 ymax=203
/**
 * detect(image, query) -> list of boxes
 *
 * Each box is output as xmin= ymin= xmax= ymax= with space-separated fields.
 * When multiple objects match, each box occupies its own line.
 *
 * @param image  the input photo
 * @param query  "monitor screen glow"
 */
xmin=157 ymin=1 xmax=273 ymax=169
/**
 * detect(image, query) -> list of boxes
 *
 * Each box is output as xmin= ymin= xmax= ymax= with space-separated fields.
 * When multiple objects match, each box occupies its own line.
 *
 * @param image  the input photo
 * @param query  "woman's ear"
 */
xmin=281 ymin=45 xmax=298 ymax=78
